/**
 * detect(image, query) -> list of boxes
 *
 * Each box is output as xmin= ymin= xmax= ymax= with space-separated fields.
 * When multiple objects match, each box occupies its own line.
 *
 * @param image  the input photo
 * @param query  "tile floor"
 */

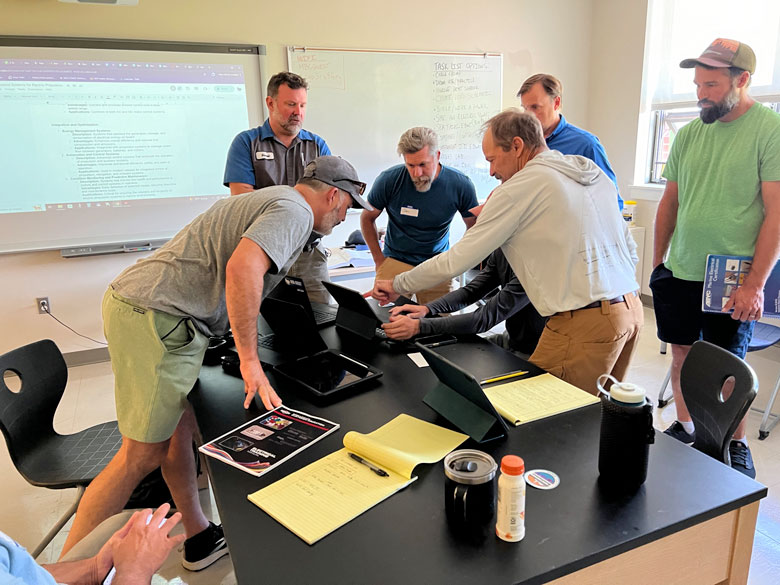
xmin=2 ymin=306 xmax=779 ymax=583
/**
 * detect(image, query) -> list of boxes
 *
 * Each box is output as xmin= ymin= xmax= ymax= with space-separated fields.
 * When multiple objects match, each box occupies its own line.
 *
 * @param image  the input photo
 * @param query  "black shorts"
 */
xmin=649 ymin=263 xmax=754 ymax=358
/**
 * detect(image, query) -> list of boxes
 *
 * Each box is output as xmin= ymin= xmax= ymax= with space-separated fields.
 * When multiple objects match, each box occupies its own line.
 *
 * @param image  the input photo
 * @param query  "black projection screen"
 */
xmin=0 ymin=37 xmax=266 ymax=254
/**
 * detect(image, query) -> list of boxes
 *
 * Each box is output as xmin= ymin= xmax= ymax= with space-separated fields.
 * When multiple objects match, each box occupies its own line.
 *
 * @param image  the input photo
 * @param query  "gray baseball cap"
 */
xmin=301 ymin=156 xmax=372 ymax=210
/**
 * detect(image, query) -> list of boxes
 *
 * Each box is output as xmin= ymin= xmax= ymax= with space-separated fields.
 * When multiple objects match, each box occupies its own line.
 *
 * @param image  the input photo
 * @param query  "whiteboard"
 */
xmin=288 ymin=47 xmax=502 ymax=199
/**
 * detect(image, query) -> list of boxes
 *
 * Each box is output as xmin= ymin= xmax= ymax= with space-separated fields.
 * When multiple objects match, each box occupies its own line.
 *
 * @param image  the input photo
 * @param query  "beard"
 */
xmin=318 ymin=207 xmax=341 ymax=235
xmin=412 ymin=176 xmax=433 ymax=192
xmin=699 ymin=85 xmax=739 ymax=124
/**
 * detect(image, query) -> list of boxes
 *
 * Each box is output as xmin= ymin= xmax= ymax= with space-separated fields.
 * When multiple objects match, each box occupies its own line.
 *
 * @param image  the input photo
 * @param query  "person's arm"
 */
xmin=229 ymin=183 xmax=254 ymax=196
xmin=360 ymin=208 xmax=386 ymax=267
xmin=463 ymin=215 xmax=477 ymax=229
xmin=42 ymin=557 xmax=103 ymax=585
xmin=652 ymin=180 xmax=679 ymax=268
xmin=225 ymin=237 xmax=283 ymax=410
xmin=425 ymin=260 xmax=501 ymax=315
xmin=725 ymin=180 xmax=780 ymax=321
xmin=223 ymin=132 xmax=255 ymax=192
xmin=459 ymin=177 xmax=479 ymax=229
xmin=377 ymin=188 xmax=524 ymax=300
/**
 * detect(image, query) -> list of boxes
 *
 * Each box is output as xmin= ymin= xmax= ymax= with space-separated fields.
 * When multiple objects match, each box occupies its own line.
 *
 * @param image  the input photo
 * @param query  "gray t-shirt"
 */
xmin=112 ymin=186 xmax=314 ymax=336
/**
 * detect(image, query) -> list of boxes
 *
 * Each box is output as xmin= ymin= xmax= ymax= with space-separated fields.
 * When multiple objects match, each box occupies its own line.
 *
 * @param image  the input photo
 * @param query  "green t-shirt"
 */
xmin=663 ymin=102 xmax=780 ymax=281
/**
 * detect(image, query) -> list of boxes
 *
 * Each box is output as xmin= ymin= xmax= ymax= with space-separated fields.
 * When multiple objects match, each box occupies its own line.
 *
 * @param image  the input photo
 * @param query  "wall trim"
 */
xmin=63 ymin=347 xmax=110 ymax=367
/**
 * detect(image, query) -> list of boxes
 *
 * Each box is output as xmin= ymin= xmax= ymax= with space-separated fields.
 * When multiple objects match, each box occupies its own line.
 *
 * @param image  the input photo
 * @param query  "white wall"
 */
xmin=0 ymin=0 xmax=598 ymax=354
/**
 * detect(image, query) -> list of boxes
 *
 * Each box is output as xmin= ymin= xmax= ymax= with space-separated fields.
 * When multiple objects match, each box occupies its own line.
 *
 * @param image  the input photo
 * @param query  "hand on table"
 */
xmin=240 ymin=359 xmax=282 ymax=409
xmin=382 ymin=313 xmax=422 ymax=340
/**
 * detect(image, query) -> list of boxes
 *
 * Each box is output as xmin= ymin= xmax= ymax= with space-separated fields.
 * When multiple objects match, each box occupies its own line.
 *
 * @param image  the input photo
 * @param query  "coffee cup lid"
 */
xmin=444 ymin=449 xmax=497 ymax=484
xmin=610 ymin=382 xmax=646 ymax=404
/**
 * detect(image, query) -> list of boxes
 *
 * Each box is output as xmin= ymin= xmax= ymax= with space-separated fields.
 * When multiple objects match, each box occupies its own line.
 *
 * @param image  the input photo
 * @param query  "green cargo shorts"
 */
xmin=102 ymin=289 xmax=208 ymax=443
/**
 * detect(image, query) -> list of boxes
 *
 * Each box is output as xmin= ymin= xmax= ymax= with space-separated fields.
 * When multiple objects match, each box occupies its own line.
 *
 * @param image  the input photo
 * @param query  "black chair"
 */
xmin=680 ymin=340 xmax=758 ymax=466
xmin=0 ymin=339 xmax=123 ymax=558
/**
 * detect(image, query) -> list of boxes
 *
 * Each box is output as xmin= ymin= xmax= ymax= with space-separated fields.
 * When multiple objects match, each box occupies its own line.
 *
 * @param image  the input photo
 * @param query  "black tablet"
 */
xmin=273 ymin=350 xmax=382 ymax=403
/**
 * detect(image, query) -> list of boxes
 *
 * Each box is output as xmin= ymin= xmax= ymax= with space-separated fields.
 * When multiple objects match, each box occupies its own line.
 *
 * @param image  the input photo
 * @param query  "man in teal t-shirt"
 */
xmin=651 ymin=38 xmax=780 ymax=478
xmin=360 ymin=127 xmax=478 ymax=304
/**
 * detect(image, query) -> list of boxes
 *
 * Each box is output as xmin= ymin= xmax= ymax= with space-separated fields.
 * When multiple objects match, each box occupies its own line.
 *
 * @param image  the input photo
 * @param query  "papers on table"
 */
xmin=248 ymin=414 xmax=467 ymax=544
xmin=327 ymin=247 xmax=375 ymax=269
xmin=484 ymin=373 xmax=599 ymax=426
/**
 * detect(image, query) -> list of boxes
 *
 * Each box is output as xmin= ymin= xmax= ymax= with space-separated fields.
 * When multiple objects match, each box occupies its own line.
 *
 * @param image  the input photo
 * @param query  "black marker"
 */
xmin=349 ymin=452 xmax=389 ymax=477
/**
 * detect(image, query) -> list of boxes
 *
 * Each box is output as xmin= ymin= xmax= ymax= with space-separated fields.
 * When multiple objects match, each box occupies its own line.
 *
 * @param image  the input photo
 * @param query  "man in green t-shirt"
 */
xmin=651 ymin=38 xmax=780 ymax=478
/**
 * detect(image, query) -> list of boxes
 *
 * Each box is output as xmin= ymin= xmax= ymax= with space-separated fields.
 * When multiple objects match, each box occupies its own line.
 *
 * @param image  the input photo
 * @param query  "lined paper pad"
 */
xmin=248 ymin=414 xmax=466 ymax=544
xmin=484 ymin=373 xmax=599 ymax=426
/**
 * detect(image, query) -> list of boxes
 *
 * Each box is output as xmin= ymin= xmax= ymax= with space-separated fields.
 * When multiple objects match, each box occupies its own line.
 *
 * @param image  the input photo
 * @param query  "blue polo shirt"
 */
xmin=223 ymin=119 xmax=331 ymax=188
xmin=368 ymin=164 xmax=478 ymax=265
xmin=1 ymin=531 xmax=57 ymax=585
xmin=546 ymin=115 xmax=622 ymax=209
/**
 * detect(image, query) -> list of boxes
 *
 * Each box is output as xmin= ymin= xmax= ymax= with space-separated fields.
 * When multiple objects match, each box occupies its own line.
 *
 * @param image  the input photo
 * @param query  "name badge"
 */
xmin=256 ymin=151 xmax=275 ymax=160
xmin=400 ymin=206 xmax=419 ymax=217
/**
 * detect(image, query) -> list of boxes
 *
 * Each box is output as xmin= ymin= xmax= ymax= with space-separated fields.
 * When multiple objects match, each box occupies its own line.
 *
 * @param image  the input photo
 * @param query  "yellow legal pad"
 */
xmin=248 ymin=414 xmax=467 ymax=544
xmin=484 ymin=373 xmax=599 ymax=426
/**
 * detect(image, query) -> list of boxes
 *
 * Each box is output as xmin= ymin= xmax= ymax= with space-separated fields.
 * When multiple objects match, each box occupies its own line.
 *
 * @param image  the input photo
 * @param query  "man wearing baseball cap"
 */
xmin=62 ymin=156 xmax=369 ymax=567
xmin=651 ymin=38 xmax=780 ymax=477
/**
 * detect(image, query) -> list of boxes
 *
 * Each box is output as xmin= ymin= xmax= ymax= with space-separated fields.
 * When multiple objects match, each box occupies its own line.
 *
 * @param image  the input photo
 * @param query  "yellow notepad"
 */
xmin=247 ymin=414 xmax=467 ymax=545
xmin=484 ymin=373 xmax=599 ymax=426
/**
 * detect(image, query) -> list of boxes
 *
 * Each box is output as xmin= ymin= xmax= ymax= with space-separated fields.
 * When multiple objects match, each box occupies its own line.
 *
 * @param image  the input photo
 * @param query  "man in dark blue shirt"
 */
xmin=519 ymin=73 xmax=622 ymax=209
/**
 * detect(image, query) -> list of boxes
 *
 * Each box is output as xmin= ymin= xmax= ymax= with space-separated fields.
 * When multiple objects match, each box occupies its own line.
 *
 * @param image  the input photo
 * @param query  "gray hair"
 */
xmin=482 ymin=108 xmax=546 ymax=151
xmin=397 ymin=127 xmax=439 ymax=156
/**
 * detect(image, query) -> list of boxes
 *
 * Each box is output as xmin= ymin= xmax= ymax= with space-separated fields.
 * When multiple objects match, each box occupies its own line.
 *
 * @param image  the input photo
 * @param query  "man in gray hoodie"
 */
xmin=373 ymin=109 xmax=642 ymax=394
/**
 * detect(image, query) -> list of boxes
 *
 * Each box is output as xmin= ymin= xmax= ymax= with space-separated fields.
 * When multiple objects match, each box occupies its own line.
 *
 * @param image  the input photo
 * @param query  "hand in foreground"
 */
xmin=240 ymin=359 xmax=282 ymax=410
xmin=382 ymin=314 xmax=422 ymax=340
xmin=723 ymin=282 xmax=763 ymax=322
xmin=389 ymin=304 xmax=430 ymax=319
xmin=372 ymin=279 xmax=400 ymax=305
xmin=111 ymin=504 xmax=186 ymax=583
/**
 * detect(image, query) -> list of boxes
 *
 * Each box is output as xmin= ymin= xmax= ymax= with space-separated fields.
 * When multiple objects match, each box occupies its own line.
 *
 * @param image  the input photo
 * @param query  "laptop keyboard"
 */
xmin=257 ymin=334 xmax=277 ymax=349
xmin=312 ymin=307 xmax=337 ymax=326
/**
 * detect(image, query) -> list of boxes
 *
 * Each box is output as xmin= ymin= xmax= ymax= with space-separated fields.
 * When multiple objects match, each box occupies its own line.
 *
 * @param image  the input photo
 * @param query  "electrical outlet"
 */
xmin=36 ymin=297 xmax=50 ymax=314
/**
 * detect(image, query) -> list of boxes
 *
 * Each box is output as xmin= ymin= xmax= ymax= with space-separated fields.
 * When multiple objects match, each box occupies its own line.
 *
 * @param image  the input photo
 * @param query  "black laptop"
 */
xmin=321 ymin=281 xmax=415 ymax=340
xmin=223 ymin=297 xmax=381 ymax=403
xmin=416 ymin=343 xmax=508 ymax=443
xmin=267 ymin=275 xmax=337 ymax=328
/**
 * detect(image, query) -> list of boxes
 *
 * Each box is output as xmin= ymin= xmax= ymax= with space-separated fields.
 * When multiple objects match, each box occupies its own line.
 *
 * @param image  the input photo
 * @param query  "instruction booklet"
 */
xmin=702 ymin=254 xmax=780 ymax=318
xmin=199 ymin=406 xmax=339 ymax=477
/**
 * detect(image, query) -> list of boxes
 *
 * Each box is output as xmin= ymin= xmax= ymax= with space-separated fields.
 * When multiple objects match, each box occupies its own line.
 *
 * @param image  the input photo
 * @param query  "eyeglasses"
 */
xmin=337 ymin=177 xmax=366 ymax=195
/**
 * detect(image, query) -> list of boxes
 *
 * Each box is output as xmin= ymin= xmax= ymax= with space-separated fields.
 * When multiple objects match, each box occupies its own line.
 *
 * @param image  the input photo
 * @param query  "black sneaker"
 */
xmin=729 ymin=441 xmax=756 ymax=479
xmin=182 ymin=522 xmax=229 ymax=571
xmin=663 ymin=421 xmax=695 ymax=445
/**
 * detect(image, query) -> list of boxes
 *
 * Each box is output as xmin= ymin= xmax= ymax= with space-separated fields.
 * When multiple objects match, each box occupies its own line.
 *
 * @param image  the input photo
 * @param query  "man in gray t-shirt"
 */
xmin=62 ymin=157 xmax=370 ymax=570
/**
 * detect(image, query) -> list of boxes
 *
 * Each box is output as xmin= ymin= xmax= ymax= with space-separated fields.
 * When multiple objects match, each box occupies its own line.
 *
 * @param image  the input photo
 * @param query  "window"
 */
xmin=644 ymin=0 xmax=780 ymax=183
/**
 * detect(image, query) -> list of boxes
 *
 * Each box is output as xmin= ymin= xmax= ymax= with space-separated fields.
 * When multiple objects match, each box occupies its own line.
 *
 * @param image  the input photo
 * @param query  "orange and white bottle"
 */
xmin=496 ymin=455 xmax=525 ymax=542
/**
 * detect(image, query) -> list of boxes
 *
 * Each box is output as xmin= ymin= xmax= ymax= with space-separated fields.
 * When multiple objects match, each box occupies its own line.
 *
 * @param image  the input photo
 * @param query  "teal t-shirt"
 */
xmin=367 ymin=164 xmax=478 ymax=265
xmin=663 ymin=102 xmax=780 ymax=281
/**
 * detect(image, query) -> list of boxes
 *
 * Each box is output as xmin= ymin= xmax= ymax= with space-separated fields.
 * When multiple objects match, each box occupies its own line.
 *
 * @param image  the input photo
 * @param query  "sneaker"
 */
xmin=729 ymin=441 xmax=756 ymax=479
xmin=663 ymin=421 xmax=695 ymax=445
xmin=182 ymin=522 xmax=229 ymax=571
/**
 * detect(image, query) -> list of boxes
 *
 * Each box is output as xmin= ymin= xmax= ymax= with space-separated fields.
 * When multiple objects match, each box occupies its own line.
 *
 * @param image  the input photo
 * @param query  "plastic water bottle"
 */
xmin=495 ymin=455 xmax=525 ymax=542
xmin=622 ymin=200 xmax=637 ymax=226
xmin=596 ymin=374 xmax=655 ymax=493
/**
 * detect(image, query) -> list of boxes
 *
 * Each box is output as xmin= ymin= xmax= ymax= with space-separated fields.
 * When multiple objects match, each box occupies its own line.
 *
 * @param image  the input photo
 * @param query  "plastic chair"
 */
xmin=0 ymin=339 xmax=123 ymax=558
xmin=657 ymin=322 xmax=780 ymax=439
xmin=680 ymin=341 xmax=758 ymax=465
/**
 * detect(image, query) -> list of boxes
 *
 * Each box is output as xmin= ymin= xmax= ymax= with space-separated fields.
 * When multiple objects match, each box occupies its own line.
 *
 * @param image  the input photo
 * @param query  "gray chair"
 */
xmin=0 ymin=339 xmax=123 ymax=557
xmin=657 ymin=322 xmax=780 ymax=439
xmin=680 ymin=340 xmax=758 ymax=466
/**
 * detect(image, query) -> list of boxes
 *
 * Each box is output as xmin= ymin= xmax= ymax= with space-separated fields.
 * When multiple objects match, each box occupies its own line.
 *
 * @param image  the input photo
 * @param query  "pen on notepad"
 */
xmin=480 ymin=370 xmax=529 ymax=385
xmin=349 ymin=453 xmax=389 ymax=477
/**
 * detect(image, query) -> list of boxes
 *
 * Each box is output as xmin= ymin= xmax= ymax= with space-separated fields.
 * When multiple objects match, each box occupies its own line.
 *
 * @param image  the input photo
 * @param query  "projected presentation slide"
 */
xmin=0 ymin=58 xmax=248 ymax=214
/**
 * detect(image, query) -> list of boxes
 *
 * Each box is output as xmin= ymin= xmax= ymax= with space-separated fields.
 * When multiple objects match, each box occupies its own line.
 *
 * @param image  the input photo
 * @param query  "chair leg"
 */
xmin=658 ymin=366 xmax=674 ymax=408
xmin=757 ymin=375 xmax=780 ymax=440
xmin=32 ymin=485 xmax=85 ymax=559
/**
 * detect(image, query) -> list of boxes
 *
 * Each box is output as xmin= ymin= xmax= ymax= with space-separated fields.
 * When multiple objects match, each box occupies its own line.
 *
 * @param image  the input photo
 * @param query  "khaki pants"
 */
xmin=529 ymin=292 xmax=644 ymax=395
xmin=376 ymin=257 xmax=453 ymax=306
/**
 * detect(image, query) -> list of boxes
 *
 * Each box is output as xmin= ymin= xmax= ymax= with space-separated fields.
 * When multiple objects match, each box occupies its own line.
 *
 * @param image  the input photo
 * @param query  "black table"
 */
xmin=190 ymin=327 xmax=766 ymax=585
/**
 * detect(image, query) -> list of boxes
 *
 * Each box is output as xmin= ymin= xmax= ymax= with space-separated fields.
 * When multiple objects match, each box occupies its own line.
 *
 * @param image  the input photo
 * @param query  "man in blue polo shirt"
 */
xmin=519 ymin=73 xmax=622 ymax=209
xmin=224 ymin=71 xmax=332 ymax=302
xmin=360 ymin=127 xmax=478 ymax=304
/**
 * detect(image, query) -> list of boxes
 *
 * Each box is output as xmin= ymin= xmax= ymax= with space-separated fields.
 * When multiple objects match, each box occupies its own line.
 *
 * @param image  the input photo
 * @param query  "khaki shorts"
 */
xmin=102 ymin=289 xmax=208 ymax=443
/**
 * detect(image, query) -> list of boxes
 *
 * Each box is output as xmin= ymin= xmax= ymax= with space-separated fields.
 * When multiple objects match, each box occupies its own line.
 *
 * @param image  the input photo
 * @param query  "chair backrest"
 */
xmin=681 ymin=340 xmax=758 ymax=464
xmin=0 ymin=339 xmax=67 ymax=464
